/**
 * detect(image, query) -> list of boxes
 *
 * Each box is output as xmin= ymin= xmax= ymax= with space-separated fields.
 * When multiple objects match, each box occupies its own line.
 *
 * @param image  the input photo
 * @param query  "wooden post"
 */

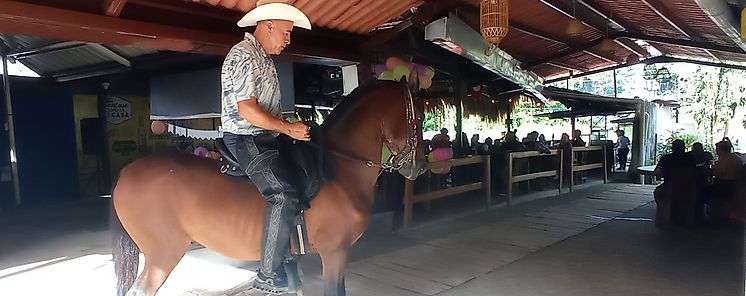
xmin=526 ymin=158 xmax=531 ymax=193
xmin=403 ymin=179 xmax=414 ymax=227
xmin=483 ymin=155 xmax=491 ymax=208
xmin=569 ymin=148 xmax=574 ymax=192
xmin=571 ymin=116 xmax=576 ymax=136
xmin=2 ymin=54 xmax=21 ymax=206
xmin=558 ymin=150 xmax=563 ymax=195
xmin=603 ymin=145 xmax=608 ymax=184
xmin=455 ymin=79 xmax=466 ymax=151
xmin=97 ymin=83 xmax=113 ymax=194
xmin=507 ymin=153 xmax=513 ymax=207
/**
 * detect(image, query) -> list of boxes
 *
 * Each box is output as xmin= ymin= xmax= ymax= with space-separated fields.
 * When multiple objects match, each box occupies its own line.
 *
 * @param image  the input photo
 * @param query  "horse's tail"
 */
xmin=111 ymin=200 xmax=140 ymax=296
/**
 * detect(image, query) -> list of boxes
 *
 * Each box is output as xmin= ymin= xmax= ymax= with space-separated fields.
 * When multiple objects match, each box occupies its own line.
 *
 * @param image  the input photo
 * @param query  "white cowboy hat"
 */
xmin=237 ymin=1 xmax=312 ymax=30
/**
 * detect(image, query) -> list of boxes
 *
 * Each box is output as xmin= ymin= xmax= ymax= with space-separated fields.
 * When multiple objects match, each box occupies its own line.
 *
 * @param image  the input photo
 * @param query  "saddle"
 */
xmin=215 ymin=123 xmax=335 ymax=255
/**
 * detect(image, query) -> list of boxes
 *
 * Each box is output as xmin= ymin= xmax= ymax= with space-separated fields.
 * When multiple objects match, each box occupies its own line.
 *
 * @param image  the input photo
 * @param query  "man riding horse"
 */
xmin=220 ymin=0 xmax=312 ymax=293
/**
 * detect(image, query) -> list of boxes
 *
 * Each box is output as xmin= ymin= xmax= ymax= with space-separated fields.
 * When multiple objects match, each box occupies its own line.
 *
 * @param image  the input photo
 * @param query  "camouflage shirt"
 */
xmin=221 ymin=33 xmax=281 ymax=136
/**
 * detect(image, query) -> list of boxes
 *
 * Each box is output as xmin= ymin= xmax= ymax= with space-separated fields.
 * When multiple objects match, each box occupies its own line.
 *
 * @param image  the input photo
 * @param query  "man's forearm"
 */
xmin=238 ymin=101 xmax=288 ymax=134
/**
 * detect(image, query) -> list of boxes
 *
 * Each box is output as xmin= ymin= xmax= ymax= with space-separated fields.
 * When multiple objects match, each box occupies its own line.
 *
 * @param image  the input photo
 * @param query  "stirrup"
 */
xmin=253 ymin=275 xmax=291 ymax=295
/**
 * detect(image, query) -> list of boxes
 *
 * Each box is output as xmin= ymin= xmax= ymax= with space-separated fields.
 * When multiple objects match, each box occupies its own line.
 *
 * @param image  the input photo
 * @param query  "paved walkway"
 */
xmin=1 ymin=184 xmax=743 ymax=296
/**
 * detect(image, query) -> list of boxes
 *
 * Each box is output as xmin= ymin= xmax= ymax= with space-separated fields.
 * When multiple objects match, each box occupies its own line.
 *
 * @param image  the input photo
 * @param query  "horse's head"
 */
xmin=381 ymin=75 xmax=427 ymax=180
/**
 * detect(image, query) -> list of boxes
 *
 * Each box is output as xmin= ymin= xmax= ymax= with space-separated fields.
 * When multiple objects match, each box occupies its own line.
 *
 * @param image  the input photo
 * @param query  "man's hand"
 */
xmin=285 ymin=121 xmax=311 ymax=141
xmin=237 ymin=99 xmax=311 ymax=141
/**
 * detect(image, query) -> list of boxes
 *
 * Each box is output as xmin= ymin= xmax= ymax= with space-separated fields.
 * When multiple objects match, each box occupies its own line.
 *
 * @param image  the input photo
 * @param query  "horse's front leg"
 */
xmin=319 ymin=248 xmax=348 ymax=296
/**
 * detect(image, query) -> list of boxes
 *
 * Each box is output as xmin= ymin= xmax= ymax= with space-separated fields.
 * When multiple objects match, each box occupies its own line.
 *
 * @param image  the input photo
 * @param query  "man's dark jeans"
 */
xmin=232 ymin=132 xmax=301 ymax=280
xmin=617 ymin=148 xmax=629 ymax=170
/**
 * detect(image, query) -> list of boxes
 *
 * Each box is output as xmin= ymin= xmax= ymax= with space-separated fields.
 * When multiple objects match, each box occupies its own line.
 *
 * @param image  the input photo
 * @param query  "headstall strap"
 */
xmin=334 ymin=84 xmax=418 ymax=174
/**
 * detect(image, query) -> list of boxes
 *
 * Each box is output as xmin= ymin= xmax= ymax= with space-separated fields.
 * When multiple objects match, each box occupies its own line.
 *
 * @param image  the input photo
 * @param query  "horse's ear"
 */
xmin=408 ymin=69 xmax=420 ymax=95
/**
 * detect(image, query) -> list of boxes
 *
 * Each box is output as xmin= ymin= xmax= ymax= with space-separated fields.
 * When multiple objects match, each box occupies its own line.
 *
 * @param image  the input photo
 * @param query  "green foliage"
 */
xmin=654 ymin=129 xmax=711 ymax=164
xmin=683 ymin=67 xmax=746 ymax=146
xmin=512 ymin=100 xmax=566 ymax=129
xmin=422 ymin=112 xmax=440 ymax=132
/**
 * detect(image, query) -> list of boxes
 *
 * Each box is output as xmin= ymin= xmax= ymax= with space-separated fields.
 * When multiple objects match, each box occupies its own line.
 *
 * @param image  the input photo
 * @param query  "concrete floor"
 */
xmin=0 ymin=184 xmax=743 ymax=296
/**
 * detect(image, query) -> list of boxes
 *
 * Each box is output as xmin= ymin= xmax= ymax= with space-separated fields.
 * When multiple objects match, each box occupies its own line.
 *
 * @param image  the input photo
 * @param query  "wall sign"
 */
xmin=106 ymin=96 xmax=132 ymax=124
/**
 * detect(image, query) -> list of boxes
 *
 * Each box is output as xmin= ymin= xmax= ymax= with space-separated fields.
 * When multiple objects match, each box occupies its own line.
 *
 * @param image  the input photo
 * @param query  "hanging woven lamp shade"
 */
xmin=598 ymin=38 xmax=616 ymax=55
xmin=480 ymin=0 xmax=509 ymax=53
xmin=566 ymin=19 xmax=585 ymax=40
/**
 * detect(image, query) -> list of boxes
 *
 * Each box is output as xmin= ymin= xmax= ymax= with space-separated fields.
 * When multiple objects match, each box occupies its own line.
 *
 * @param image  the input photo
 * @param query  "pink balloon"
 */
xmin=151 ymin=121 xmax=167 ymax=135
xmin=432 ymin=148 xmax=453 ymax=161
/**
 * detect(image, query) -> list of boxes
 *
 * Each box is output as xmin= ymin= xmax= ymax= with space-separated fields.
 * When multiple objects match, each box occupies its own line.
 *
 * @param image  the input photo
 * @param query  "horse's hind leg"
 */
xmin=126 ymin=243 xmax=189 ymax=296
xmin=319 ymin=248 xmax=348 ymax=296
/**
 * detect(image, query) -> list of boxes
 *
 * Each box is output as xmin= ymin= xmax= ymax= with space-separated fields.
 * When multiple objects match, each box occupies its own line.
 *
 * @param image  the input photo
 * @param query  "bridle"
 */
xmin=332 ymin=83 xmax=418 ymax=173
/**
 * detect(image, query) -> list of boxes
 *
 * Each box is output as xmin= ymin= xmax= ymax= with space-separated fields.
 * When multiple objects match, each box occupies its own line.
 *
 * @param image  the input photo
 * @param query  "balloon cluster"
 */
xmin=427 ymin=147 xmax=453 ymax=162
xmin=374 ymin=57 xmax=435 ymax=89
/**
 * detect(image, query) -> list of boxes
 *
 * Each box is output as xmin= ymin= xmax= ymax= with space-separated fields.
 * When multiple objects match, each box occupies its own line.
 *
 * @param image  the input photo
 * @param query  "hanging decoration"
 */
xmin=375 ymin=56 xmax=436 ymax=90
xmin=565 ymin=0 xmax=584 ymax=40
xmin=626 ymin=54 xmax=640 ymax=65
xmin=480 ymin=0 xmax=509 ymax=56
xmin=598 ymin=38 xmax=616 ymax=56
xmin=598 ymin=11 xmax=616 ymax=56
xmin=566 ymin=19 xmax=585 ymax=40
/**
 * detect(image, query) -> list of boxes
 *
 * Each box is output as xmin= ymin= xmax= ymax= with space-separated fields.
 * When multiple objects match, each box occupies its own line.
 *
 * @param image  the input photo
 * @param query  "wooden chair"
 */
xmin=655 ymin=169 xmax=698 ymax=228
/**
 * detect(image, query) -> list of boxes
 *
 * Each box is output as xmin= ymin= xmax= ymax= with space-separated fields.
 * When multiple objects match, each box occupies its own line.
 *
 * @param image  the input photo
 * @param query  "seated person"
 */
xmin=688 ymin=142 xmax=714 ymax=223
xmin=523 ymin=131 xmax=551 ymax=154
xmin=477 ymin=137 xmax=495 ymax=155
xmin=654 ymin=140 xmax=697 ymax=225
xmin=497 ymin=131 xmax=525 ymax=153
xmin=705 ymin=140 xmax=744 ymax=222
xmin=688 ymin=142 xmax=714 ymax=171
xmin=571 ymin=129 xmax=586 ymax=147
xmin=431 ymin=128 xmax=452 ymax=149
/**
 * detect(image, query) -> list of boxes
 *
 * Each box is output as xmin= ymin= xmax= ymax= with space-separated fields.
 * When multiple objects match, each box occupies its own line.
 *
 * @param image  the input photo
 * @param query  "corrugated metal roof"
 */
xmin=2 ymin=34 xmax=158 ymax=77
xmin=193 ymin=0 xmax=423 ymax=34
xmin=1 ymin=35 xmax=59 ymax=51
xmin=108 ymin=45 xmax=158 ymax=58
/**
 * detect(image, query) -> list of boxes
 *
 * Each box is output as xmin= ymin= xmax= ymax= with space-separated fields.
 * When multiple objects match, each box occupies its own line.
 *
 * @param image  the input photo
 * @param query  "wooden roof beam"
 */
xmin=524 ymin=35 xmax=614 ymax=69
xmin=638 ymin=0 xmax=718 ymax=60
xmin=615 ymin=38 xmax=649 ymax=58
xmin=547 ymin=61 xmax=589 ymax=72
xmin=0 ymin=1 xmax=362 ymax=62
xmin=103 ymin=0 xmax=128 ymax=17
xmin=624 ymin=33 xmax=745 ymax=55
xmin=575 ymin=0 xmax=638 ymax=33
xmin=537 ymin=0 xmax=648 ymax=57
xmin=0 ymin=1 xmax=234 ymax=55
xmin=127 ymin=0 xmax=242 ymax=21
xmin=509 ymin=21 xmax=621 ymax=64
xmin=364 ymin=0 xmax=460 ymax=48
xmin=528 ymin=32 xmax=745 ymax=69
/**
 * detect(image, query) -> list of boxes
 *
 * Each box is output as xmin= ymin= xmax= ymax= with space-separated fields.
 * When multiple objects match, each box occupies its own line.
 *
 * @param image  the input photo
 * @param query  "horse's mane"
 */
xmin=322 ymin=80 xmax=401 ymax=131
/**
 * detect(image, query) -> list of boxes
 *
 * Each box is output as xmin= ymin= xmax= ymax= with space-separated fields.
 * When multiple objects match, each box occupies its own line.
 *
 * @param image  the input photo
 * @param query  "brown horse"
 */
xmin=111 ymin=80 xmax=426 ymax=296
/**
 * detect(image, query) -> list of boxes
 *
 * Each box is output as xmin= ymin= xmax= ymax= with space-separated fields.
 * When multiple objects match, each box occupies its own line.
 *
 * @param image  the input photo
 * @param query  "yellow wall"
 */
xmin=73 ymin=95 xmax=219 ymax=196
xmin=73 ymin=95 xmax=99 ymax=196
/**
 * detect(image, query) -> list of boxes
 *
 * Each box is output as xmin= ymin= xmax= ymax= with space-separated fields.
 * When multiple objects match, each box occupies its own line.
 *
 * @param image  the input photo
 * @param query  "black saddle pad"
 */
xmin=216 ymin=123 xmax=335 ymax=205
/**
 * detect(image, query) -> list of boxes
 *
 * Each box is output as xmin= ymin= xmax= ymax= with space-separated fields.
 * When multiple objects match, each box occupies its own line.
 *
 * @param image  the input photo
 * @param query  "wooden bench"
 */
xmin=402 ymin=155 xmax=491 ymax=227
